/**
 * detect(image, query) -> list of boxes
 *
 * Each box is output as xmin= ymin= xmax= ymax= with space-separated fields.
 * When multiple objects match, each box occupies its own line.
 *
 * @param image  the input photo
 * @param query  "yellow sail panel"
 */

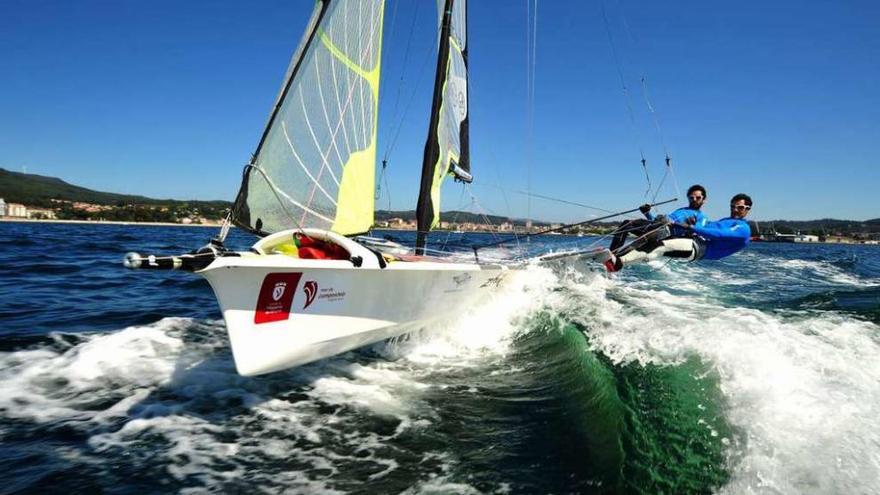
xmin=327 ymin=3 xmax=383 ymax=235
xmin=333 ymin=143 xmax=377 ymax=234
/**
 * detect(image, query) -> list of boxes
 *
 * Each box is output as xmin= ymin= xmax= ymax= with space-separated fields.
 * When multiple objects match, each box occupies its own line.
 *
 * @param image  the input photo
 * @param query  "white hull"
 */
xmin=199 ymin=231 xmax=511 ymax=375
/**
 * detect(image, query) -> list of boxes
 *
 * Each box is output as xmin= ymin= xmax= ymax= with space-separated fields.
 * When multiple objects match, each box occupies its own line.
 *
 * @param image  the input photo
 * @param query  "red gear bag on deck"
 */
xmin=295 ymin=234 xmax=349 ymax=260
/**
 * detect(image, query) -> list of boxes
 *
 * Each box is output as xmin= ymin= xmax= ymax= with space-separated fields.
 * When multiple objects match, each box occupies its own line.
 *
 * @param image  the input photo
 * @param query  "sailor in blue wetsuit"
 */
xmin=605 ymin=193 xmax=753 ymax=271
xmin=642 ymin=186 xmax=709 ymax=234
xmin=605 ymin=185 xmax=709 ymax=271
xmin=688 ymin=194 xmax=752 ymax=260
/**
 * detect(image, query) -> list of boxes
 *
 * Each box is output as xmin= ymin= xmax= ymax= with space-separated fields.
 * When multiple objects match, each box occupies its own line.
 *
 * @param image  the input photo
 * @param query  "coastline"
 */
xmin=0 ymin=218 xmax=556 ymax=235
xmin=1 ymin=218 xmax=875 ymax=244
xmin=0 ymin=218 xmax=222 ymax=228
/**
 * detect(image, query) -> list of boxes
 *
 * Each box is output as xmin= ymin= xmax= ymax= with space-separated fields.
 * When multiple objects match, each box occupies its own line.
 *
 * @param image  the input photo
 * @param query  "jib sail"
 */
xmin=232 ymin=0 xmax=385 ymax=237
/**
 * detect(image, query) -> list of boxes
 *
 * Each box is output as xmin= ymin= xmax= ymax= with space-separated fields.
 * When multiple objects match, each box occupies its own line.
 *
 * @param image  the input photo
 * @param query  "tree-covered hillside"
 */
xmin=0 ymin=168 xmax=231 ymax=218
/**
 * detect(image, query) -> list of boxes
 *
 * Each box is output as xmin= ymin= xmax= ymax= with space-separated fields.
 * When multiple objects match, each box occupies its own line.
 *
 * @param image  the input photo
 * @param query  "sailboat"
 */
xmin=124 ymin=0 xmax=516 ymax=376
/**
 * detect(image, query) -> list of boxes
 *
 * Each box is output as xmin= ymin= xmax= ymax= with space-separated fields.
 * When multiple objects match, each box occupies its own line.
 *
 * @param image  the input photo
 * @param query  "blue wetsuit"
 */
xmin=689 ymin=217 xmax=751 ymax=260
xmin=646 ymin=207 xmax=708 ymax=236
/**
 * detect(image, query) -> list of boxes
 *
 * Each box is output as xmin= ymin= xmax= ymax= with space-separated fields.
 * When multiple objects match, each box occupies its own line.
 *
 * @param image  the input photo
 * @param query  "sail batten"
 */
xmin=233 ymin=0 xmax=384 ymax=237
xmin=416 ymin=0 xmax=470 ymax=253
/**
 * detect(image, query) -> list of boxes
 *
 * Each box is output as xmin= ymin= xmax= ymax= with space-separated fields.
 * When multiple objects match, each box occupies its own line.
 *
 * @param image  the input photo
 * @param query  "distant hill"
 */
xmin=0 ymin=168 xmax=231 ymax=210
xmin=757 ymin=218 xmax=880 ymax=235
xmin=375 ymin=209 xmax=551 ymax=227
xmin=2 ymin=168 xmax=877 ymax=235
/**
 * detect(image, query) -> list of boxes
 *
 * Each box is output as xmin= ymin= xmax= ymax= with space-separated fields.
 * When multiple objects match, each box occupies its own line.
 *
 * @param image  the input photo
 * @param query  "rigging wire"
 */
xmin=525 ymin=0 xmax=539 ymax=239
xmin=609 ymin=0 xmax=682 ymax=202
xmin=641 ymin=76 xmax=682 ymax=202
xmin=471 ymin=180 xmax=615 ymax=213
xmin=378 ymin=0 xmax=402 ymax=87
xmin=374 ymin=1 xmax=434 ymax=208
xmin=465 ymin=183 xmax=507 ymax=245
xmin=473 ymin=197 xmax=676 ymax=251
xmin=457 ymin=29 xmax=524 ymax=247
xmin=442 ymin=1 xmax=536 ymax=248
xmin=601 ymin=1 xmax=651 ymax=200
xmin=374 ymin=158 xmax=392 ymax=211
xmin=381 ymin=0 xmax=423 ymax=161
xmin=439 ymin=187 xmax=471 ymax=250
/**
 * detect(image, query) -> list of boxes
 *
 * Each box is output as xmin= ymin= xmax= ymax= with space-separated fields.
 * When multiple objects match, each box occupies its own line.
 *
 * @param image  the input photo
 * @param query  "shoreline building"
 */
xmin=27 ymin=207 xmax=57 ymax=220
xmin=4 ymin=201 xmax=27 ymax=218
xmin=0 ymin=198 xmax=5 ymax=216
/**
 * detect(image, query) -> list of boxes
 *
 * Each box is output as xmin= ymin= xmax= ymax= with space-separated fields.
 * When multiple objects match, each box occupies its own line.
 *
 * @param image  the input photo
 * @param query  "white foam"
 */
xmin=379 ymin=267 xmax=557 ymax=369
xmin=553 ymin=266 xmax=880 ymax=494
xmin=768 ymin=257 xmax=877 ymax=288
xmin=0 ymin=318 xmax=200 ymax=423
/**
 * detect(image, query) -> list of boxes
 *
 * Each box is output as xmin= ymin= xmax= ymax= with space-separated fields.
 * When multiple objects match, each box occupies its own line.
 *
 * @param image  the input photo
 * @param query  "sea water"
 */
xmin=1 ymin=222 xmax=878 ymax=494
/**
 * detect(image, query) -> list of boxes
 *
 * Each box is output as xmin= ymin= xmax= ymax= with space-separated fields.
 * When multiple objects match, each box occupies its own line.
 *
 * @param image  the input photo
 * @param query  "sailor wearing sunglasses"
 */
xmin=685 ymin=193 xmax=753 ymax=260
xmin=641 ymin=184 xmax=709 ymax=234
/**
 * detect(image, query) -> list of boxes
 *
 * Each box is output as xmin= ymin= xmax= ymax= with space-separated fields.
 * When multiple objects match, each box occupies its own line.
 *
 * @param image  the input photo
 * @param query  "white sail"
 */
xmin=233 ymin=0 xmax=385 ymax=237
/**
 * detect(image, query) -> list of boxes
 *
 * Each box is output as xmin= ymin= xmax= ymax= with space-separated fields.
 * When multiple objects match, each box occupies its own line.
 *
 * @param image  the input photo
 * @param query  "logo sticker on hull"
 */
xmin=481 ymin=274 xmax=505 ymax=288
xmin=254 ymin=273 xmax=303 ymax=324
xmin=453 ymin=273 xmax=472 ymax=286
xmin=303 ymin=281 xmax=318 ymax=309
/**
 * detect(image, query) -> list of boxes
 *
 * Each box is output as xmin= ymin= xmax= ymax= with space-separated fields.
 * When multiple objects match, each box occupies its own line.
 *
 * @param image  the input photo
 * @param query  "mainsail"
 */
xmin=416 ymin=0 xmax=471 ymax=253
xmin=232 ymin=0 xmax=385 ymax=237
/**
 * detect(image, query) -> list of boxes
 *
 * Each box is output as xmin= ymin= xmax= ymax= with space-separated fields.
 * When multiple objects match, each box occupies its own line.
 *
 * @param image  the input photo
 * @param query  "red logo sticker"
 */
xmin=303 ymin=281 xmax=318 ymax=309
xmin=254 ymin=273 xmax=302 ymax=324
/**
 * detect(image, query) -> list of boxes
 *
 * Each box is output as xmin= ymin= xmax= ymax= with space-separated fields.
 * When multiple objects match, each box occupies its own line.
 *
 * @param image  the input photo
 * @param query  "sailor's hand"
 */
xmin=638 ymin=203 xmax=652 ymax=215
xmin=685 ymin=215 xmax=697 ymax=225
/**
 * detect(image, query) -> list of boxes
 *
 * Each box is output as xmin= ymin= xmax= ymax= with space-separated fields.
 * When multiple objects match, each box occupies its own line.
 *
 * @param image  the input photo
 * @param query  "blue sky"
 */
xmin=1 ymin=0 xmax=878 ymax=221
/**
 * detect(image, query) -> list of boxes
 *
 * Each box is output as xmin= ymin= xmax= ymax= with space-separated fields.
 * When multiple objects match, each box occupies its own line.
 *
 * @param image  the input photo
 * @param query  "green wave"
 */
xmin=514 ymin=311 xmax=732 ymax=493
xmin=602 ymin=346 xmax=732 ymax=493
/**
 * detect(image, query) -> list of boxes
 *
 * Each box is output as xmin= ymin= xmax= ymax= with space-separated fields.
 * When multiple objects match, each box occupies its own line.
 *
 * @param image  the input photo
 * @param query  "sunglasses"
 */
xmin=688 ymin=195 xmax=704 ymax=200
xmin=730 ymin=204 xmax=751 ymax=211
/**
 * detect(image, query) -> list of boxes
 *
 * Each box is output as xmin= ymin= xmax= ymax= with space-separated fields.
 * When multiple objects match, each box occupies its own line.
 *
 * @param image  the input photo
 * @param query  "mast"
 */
xmin=415 ymin=0 xmax=470 ymax=254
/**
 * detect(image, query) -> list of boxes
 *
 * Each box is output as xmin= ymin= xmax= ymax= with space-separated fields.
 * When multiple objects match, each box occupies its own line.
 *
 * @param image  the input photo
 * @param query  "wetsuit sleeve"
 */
xmin=668 ymin=208 xmax=702 ymax=225
xmin=691 ymin=221 xmax=751 ymax=241
xmin=696 ymin=212 xmax=709 ymax=227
